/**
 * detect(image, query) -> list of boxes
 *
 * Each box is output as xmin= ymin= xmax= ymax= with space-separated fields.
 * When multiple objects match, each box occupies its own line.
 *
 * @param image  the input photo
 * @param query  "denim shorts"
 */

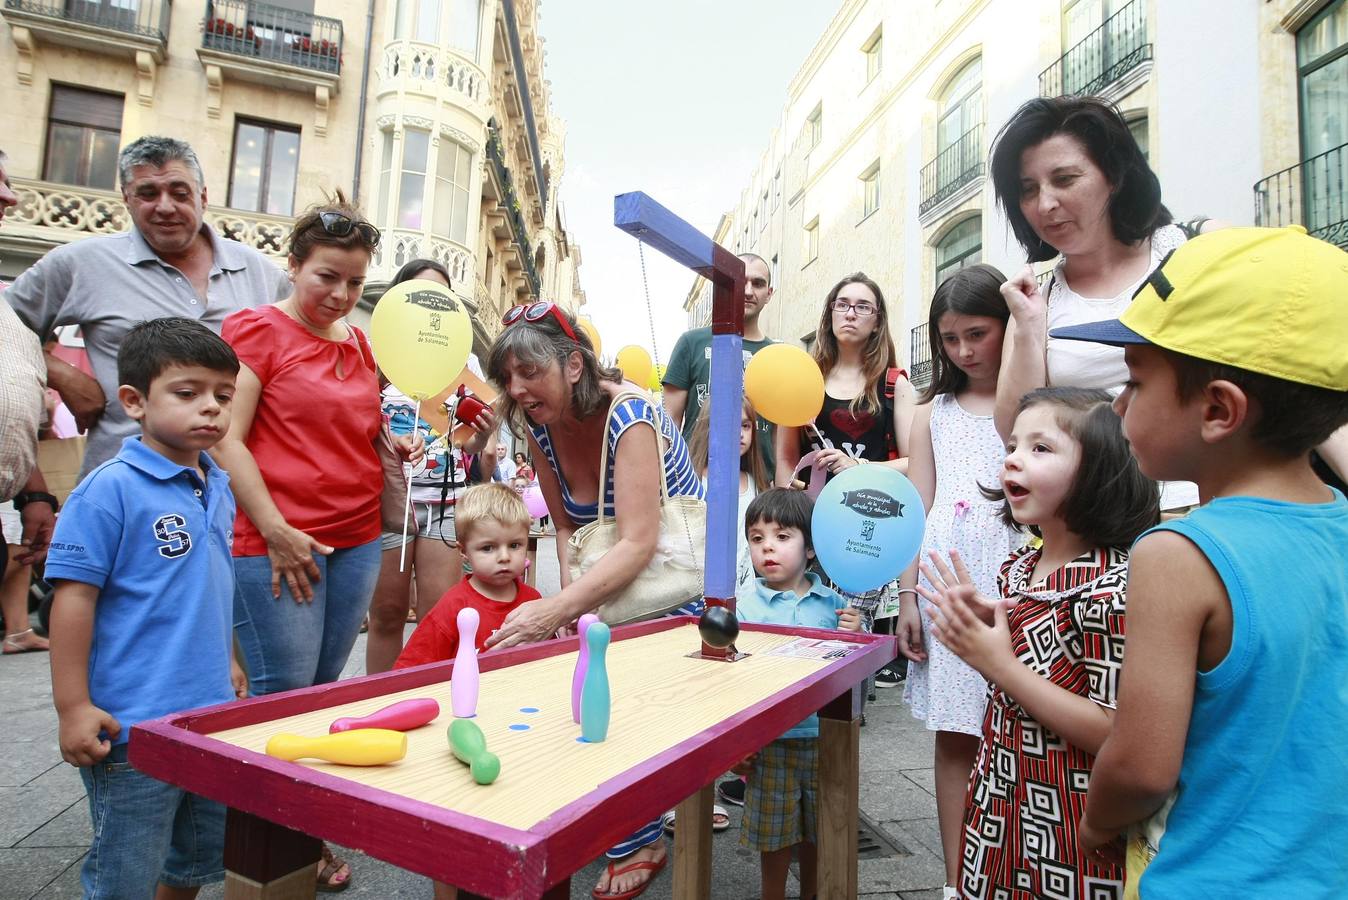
xmin=79 ymin=743 xmax=226 ymax=898
xmin=380 ymin=500 xmax=456 ymax=550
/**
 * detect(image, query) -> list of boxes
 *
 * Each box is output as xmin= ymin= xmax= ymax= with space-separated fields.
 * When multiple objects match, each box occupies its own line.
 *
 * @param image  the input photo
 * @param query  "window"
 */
xmin=938 ymin=58 xmax=982 ymax=157
xmin=759 ymin=191 xmax=768 ymax=232
xmin=1126 ymin=114 xmax=1148 ymax=161
xmin=806 ymin=105 xmax=822 ymax=151
xmin=1296 ymin=0 xmax=1348 ymax=236
xmin=863 ymin=27 xmax=882 ymax=83
xmin=377 ymin=133 xmax=394 ymax=226
xmin=773 ymin=169 xmax=782 ymax=209
xmin=934 ymin=216 xmax=982 ymax=286
xmin=398 ymin=129 xmax=430 ymax=229
xmin=770 ymin=253 xmax=779 ymax=290
xmin=449 ymin=0 xmax=480 ymax=58
xmin=860 ymin=161 xmax=880 ymax=220
xmin=433 ymin=139 xmax=472 ymax=243
xmin=43 ymin=85 xmax=122 ymax=189
xmin=803 ymin=216 xmax=819 ymax=265
xmin=228 ymin=120 xmax=300 ymax=215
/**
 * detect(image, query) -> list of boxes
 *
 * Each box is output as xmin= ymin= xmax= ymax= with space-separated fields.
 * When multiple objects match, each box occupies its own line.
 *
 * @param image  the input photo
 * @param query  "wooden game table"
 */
xmin=132 ymin=617 xmax=896 ymax=899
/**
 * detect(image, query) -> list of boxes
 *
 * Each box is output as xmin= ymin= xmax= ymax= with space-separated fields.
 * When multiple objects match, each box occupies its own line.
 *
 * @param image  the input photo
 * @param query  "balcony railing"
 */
xmin=202 ymin=0 xmax=341 ymax=75
xmin=919 ymin=124 xmax=984 ymax=216
xmin=909 ymin=322 xmax=932 ymax=393
xmin=1039 ymin=0 xmax=1150 ymax=98
xmin=486 ymin=124 xmax=541 ymax=297
xmin=3 ymin=177 xmax=291 ymax=261
xmin=1254 ymin=142 xmax=1348 ymax=250
xmin=3 ymin=0 xmax=169 ymax=41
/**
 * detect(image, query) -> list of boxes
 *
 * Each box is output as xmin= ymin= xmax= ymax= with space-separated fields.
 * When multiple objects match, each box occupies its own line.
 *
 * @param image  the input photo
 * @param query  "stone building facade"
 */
xmin=0 ymin=0 xmax=584 ymax=355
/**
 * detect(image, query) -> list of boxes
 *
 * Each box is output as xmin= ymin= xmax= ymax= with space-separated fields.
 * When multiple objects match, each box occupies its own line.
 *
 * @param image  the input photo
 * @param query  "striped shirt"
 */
xmin=530 ymin=395 xmax=703 ymax=526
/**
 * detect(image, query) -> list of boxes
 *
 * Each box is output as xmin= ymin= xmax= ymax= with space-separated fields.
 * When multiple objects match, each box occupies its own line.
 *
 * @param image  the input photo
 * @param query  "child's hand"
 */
xmin=920 ymin=550 xmax=999 ymax=624
xmin=230 ymin=658 xmax=249 ymax=700
xmin=895 ymin=598 xmax=927 ymax=663
xmin=1077 ymin=815 xmax=1124 ymax=866
xmin=394 ymin=431 xmax=425 ymax=465
xmin=919 ymin=583 xmax=1015 ymax=679
xmin=730 ymin=753 xmax=757 ymax=777
xmin=58 ymin=703 xmax=119 ymax=767
xmin=837 ymin=606 xmax=861 ymax=632
xmin=812 ymin=448 xmax=857 ymax=476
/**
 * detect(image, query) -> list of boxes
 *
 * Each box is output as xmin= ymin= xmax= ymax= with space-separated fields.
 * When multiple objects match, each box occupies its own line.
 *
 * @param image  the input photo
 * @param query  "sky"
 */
xmin=538 ymin=0 xmax=843 ymax=366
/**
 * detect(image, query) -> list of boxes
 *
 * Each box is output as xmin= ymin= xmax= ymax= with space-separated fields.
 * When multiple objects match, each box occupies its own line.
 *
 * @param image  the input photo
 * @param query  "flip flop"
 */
xmin=316 ymin=844 xmax=352 ymax=892
xmin=590 ymin=848 xmax=668 ymax=900
xmin=2 ymin=629 xmax=49 ymax=654
xmin=661 ymin=805 xmax=730 ymax=834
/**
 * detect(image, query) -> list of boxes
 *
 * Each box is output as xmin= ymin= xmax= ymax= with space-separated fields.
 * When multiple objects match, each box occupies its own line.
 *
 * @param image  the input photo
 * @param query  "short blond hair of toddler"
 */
xmin=455 ymin=483 xmax=533 ymax=545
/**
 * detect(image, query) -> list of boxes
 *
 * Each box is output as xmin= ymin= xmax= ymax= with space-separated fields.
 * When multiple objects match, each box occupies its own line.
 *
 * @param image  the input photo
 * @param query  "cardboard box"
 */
xmin=37 ymin=436 xmax=86 ymax=505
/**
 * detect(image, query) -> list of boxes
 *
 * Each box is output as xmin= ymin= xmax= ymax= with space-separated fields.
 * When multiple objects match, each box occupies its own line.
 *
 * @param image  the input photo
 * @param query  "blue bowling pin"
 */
xmin=580 ymin=622 xmax=611 ymax=743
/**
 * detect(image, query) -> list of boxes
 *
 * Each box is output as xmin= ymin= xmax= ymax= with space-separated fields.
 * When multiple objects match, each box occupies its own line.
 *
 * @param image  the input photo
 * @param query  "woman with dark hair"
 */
xmin=212 ymin=197 xmax=420 ymax=891
xmin=365 ymin=258 xmax=496 ymax=675
xmin=774 ymin=272 xmax=915 ymax=485
xmin=483 ymin=301 xmax=702 ymax=899
xmin=988 ymin=96 xmax=1216 ymax=509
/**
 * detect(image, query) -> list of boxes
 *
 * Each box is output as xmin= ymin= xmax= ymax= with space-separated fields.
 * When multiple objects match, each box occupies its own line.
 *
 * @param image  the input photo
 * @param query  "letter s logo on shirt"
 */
xmin=154 ymin=514 xmax=192 ymax=559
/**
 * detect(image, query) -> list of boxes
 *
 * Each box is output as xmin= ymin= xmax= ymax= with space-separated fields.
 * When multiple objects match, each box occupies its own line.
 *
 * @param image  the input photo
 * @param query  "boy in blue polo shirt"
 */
xmin=47 ymin=317 xmax=244 ymax=900
xmin=733 ymin=488 xmax=860 ymax=900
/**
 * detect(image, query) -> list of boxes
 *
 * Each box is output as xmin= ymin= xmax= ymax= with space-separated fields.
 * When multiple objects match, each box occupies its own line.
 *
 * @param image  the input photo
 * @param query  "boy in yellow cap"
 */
xmin=1052 ymin=226 xmax=1348 ymax=898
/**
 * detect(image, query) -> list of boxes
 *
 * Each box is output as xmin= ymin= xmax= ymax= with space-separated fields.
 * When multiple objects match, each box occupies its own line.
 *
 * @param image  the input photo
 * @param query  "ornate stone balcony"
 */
xmin=378 ymin=40 xmax=487 ymax=113
xmin=2 ymin=0 xmax=169 ymax=99
xmin=2 ymin=177 xmax=289 ymax=264
xmin=369 ymin=227 xmax=473 ymax=288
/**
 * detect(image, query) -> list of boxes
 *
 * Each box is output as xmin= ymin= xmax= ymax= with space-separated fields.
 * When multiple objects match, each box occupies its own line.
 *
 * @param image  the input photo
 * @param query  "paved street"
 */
xmin=2 ymin=538 xmax=948 ymax=899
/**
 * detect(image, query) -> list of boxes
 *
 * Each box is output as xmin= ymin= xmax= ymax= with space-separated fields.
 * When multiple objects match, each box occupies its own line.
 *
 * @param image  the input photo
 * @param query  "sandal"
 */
xmin=661 ymin=805 xmax=730 ymax=834
xmin=316 ymin=844 xmax=352 ymax=892
xmin=590 ymin=846 xmax=667 ymax=900
xmin=2 ymin=629 xmax=49 ymax=654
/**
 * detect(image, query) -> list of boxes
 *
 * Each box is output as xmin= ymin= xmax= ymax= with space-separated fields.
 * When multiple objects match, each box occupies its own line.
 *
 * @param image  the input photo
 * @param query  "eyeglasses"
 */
xmin=319 ymin=211 xmax=381 ymax=247
xmin=831 ymin=299 xmax=878 ymax=317
xmin=502 ymin=301 xmax=579 ymax=343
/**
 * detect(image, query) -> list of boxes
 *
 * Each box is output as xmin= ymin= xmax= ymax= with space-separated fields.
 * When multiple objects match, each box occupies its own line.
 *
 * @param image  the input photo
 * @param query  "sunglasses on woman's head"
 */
xmin=319 ymin=211 xmax=381 ymax=247
xmin=502 ymin=300 xmax=579 ymax=343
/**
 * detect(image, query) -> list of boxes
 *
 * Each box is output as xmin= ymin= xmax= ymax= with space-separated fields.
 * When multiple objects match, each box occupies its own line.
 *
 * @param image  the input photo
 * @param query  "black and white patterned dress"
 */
xmin=959 ymin=545 xmax=1129 ymax=900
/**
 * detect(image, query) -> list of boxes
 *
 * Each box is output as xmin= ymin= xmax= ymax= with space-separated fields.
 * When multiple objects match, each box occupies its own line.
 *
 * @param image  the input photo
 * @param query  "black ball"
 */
xmin=698 ymin=606 xmax=740 ymax=649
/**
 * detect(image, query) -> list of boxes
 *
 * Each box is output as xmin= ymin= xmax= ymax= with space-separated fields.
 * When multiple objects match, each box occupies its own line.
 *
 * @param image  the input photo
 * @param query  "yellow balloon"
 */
xmin=370 ymin=279 xmax=473 ymax=400
xmin=616 ymin=345 xmax=654 ymax=387
xmin=647 ymin=362 xmax=667 ymax=392
xmin=744 ymin=344 xmax=825 ymax=427
xmin=577 ymin=317 xmax=602 ymax=356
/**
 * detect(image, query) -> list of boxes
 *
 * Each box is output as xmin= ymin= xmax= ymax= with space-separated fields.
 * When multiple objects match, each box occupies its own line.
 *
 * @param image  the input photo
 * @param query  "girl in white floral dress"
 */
xmin=898 ymin=265 xmax=1022 ymax=899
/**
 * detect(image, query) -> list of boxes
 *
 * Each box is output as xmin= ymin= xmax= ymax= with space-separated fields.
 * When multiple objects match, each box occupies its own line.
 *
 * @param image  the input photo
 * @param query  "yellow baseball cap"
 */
xmin=1051 ymin=226 xmax=1348 ymax=391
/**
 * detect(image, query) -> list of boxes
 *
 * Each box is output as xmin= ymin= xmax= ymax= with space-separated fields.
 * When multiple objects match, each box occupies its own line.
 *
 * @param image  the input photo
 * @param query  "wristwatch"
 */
xmin=12 ymin=491 xmax=58 ymax=512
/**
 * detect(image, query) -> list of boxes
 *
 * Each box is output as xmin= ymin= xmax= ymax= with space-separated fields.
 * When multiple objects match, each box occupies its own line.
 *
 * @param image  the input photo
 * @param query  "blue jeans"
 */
xmin=79 ymin=743 xmax=225 ymax=898
xmin=233 ymin=539 xmax=381 ymax=696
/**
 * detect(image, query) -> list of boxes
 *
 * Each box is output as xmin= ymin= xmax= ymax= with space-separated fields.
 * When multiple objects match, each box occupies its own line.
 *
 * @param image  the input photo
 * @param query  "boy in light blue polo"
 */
xmin=47 ymin=317 xmax=244 ymax=900
xmin=733 ymin=488 xmax=860 ymax=900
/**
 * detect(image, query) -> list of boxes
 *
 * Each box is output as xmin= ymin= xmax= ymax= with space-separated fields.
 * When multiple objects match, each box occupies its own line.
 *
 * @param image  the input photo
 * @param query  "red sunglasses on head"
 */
xmin=502 ymin=301 xmax=580 ymax=343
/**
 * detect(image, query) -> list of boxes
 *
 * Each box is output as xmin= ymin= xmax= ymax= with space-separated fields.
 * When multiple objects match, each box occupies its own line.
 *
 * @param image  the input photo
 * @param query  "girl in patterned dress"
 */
xmin=915 ymin=387 xmax=1158 ymax=900
xmin=898 ymin=264 xmax=1023 ymax=899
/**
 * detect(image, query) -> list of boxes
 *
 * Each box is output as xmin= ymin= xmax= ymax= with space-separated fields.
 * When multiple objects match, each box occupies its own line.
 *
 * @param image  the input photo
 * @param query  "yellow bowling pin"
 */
xmin=265 ymin=728 xmax=407 ymax=765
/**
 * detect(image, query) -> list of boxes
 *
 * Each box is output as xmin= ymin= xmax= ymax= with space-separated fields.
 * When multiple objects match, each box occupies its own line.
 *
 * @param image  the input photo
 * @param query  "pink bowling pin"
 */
xmin=571 ymin=614 xmax=600 ymax=723
xmin=329 ymin=698 xmax=440 ymax=734
xmin=451 ymin=607 xmax=480 ymax=718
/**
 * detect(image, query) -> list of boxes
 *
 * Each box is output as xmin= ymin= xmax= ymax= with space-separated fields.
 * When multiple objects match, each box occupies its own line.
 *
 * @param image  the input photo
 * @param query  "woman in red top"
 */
xmin=213 ymin=199 xmax=418 ymax=692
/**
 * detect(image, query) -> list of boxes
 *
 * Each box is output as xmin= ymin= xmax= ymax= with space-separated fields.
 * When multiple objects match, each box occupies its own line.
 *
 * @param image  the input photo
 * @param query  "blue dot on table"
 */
xmin=577 ymin=736 xmax=591 ymax=743
xmin=518 ymin=707 xmax=539 ymax=714
xmin=508 ymin=724 xmax=531 ymax=731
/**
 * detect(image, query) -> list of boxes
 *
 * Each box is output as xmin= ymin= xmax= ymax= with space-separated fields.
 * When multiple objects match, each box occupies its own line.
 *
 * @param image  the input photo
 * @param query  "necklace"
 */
xmin=1006 ymin=548 xmax=1111 ymax=605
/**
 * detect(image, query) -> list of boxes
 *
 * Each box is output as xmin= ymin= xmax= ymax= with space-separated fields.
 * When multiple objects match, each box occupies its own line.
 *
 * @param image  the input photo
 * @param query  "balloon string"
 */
xmin=398 ymin=398 xmax=420 ymax=573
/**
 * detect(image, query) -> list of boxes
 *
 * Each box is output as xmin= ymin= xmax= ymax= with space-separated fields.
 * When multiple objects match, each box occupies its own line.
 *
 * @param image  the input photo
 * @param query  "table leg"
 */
xmin=672 ymin=783 xmax=714 ymax=898
xmin=222 ymin=807 xmax=322 ymax=900
xmin=460 ymin=878 xmax=569 ymax=900
xmin=817 ymin=686 xmax=862 ymax=900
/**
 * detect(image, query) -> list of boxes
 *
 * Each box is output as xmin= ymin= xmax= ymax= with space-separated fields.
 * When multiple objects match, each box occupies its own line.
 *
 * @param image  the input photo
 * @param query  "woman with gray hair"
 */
xmin=483 ymin=300 xmax=702 ymax=899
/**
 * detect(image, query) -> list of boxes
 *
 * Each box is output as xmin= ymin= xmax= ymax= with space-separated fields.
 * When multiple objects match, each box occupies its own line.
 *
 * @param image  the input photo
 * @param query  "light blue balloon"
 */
xmin=812 ymin=466 xmax=925 ymax=594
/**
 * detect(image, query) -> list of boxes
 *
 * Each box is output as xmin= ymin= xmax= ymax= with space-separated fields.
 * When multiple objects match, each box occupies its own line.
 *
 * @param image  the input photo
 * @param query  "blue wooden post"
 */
xmin=614 ymin=192 xmax=745 ymax=641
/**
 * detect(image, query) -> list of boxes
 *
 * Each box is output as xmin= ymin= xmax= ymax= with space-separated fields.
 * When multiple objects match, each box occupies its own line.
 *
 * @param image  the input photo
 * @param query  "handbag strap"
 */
xmin=593 ymin=388 xmax=672 ymax=527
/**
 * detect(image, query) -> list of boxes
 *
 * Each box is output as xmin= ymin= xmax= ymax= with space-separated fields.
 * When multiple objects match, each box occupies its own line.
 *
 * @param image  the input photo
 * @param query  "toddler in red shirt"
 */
xmin=395 ymin=484 xmax=540 ymax=668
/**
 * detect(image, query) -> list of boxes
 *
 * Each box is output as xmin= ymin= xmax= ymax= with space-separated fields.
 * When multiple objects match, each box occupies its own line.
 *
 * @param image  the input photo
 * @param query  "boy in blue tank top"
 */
xmin=1052 ymin=226 xmax=1348 ymax=898
xmin=46 ymin=318 xmax=246 ymax=900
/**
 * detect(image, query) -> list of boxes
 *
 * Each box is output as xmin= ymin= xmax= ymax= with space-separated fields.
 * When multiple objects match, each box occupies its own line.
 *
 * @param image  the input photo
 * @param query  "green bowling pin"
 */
xmin=447 ymin=718 xmax=500 ymax=785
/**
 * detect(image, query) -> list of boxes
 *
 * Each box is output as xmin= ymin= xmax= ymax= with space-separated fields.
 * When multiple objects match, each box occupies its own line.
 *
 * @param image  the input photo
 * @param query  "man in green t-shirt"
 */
xmin=662 ymin=253 xmax=776 ymax=472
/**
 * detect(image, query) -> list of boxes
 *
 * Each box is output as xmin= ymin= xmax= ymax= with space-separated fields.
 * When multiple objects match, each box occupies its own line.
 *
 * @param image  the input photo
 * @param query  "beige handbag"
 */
xmin=567 ymin=390 xmax=706 ymax=626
